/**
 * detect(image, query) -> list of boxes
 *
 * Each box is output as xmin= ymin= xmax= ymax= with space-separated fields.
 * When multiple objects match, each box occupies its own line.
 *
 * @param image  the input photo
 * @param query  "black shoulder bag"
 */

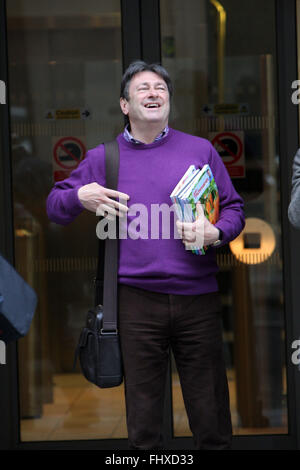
xmin=74 ymin=140 xmax=123 ymax=388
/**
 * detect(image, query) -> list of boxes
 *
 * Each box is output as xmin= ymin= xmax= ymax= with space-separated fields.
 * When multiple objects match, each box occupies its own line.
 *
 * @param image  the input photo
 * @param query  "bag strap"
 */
xmin=100 ymin=140 xmax=120 ymax=332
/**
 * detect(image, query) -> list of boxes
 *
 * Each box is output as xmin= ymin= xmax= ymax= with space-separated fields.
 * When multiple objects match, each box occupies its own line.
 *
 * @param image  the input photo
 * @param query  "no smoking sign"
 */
xmin=209 ymin=131 xmax=245 ymax=178
xmin=52 ymin=136 xmax=86 ymax=182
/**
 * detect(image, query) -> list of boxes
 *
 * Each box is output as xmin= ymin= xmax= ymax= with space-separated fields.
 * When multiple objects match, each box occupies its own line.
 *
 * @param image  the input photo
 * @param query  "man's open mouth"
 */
xmin=144 ymin=103 xmax=161 ymax=108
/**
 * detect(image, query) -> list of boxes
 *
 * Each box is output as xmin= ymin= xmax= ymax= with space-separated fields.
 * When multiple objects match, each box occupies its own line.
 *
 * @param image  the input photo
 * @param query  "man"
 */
xmin=47 ymin=61 xmax=245 ymax=450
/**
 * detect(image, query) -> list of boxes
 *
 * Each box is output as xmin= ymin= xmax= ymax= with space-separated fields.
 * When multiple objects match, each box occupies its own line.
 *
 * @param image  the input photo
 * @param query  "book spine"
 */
xmin=172 ymin=196 xmax=184 ymax=222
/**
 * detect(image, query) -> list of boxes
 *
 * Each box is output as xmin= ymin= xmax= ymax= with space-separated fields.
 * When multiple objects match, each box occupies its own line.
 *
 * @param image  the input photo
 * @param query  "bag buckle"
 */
xmin=100 ymin=329 xmax=118 ymax=336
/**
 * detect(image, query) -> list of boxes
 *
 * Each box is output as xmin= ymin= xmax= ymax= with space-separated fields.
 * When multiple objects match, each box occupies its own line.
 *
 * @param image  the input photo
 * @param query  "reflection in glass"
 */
xmin=7 ymin=0 xmax=126 ymax=441
xmin=160 ymin=0 xmax=287 ymax=436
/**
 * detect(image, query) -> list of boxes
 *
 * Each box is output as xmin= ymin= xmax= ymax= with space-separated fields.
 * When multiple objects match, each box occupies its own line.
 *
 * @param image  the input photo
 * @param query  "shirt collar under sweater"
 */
xmin=123 ymin=124 xmax=169 ymax=145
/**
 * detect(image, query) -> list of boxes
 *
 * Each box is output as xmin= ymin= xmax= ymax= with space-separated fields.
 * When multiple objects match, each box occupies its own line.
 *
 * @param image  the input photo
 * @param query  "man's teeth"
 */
xmin=145 ymin=103 xmax=159 ymax=108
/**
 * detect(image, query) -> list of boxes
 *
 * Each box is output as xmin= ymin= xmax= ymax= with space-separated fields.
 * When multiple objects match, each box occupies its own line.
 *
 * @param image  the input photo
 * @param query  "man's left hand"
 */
xmin=176 ymin=202 xmax=220 ymax=249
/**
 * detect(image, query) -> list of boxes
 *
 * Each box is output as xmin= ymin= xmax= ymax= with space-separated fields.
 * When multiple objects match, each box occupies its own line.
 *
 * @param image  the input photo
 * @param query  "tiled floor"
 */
xmin=21 ymin=374 xmax=127 ymax=441
xmin=20 ymin=371 xmax=287 ymax=442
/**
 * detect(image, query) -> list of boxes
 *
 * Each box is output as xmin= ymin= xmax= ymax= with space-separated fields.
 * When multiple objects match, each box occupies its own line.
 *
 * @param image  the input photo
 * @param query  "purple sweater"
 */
xmin=46 ymin=128 xmax=245 ymax=295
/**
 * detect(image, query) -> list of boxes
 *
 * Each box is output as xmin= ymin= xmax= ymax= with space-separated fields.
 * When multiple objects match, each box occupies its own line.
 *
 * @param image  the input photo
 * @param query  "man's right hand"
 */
xmin=77 ymin=182 xmax=130 ymax=219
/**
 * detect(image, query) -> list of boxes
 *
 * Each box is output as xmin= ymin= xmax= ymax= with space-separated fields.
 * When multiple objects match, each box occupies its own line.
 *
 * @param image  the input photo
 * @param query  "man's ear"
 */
xmin=120 ymin=97 xmax=129 ymax=115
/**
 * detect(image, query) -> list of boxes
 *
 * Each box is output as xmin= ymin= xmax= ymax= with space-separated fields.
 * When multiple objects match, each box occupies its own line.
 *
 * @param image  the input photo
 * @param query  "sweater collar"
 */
xmin=118 ymin=127 xmax=174 ymax=150
xmin=123 ymin=124 xmax=169 ymax=145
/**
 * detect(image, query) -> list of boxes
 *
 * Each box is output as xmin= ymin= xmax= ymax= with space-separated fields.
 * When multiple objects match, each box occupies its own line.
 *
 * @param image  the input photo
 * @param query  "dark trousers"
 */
xmin=118 ymin=284 xmax=232 ymax=450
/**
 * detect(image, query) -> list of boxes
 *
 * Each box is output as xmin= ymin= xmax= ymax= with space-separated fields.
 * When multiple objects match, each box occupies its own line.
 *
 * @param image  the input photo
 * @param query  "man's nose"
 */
xmin=147 ymin=88 xmax=159 ymax=97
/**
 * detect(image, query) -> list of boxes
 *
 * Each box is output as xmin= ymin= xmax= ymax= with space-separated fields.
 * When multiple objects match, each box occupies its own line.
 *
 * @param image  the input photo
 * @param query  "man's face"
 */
xmin=120 ymin=71 xmax=170 ymax=128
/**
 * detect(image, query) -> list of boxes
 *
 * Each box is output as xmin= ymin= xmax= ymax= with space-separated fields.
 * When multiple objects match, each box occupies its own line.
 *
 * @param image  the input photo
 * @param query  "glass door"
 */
xmin=6 ymin=0 xmax=127 ymax=443
xmin=160 ymin=0 xmax=289 ymax=441
xmin=2 ymin=0 xmax=299 ymax=451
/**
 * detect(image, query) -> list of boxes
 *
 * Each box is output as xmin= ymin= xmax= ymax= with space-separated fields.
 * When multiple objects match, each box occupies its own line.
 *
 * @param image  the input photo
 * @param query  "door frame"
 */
xmin=275 ymin=0 xmax=300 ymax=452
xmin=0 ymin=0 xmax=300 ymax=450
xmin=0 ymin=0 xmax=19 ymax=451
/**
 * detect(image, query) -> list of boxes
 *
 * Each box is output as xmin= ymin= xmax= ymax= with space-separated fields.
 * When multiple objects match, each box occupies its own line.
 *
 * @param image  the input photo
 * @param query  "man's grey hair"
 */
xmin=120 ymin=61 xmax=173 ymax=101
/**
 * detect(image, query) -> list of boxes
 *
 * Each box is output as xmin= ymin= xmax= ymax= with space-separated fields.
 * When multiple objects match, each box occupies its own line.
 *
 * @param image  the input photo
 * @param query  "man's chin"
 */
xmin=144 ymin=116 xmax=168 ymax=124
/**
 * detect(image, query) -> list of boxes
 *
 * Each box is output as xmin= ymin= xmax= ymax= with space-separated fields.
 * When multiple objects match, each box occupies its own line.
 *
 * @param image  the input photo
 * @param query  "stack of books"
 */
xmin=170 ymin=164 xmax=219 ymax=254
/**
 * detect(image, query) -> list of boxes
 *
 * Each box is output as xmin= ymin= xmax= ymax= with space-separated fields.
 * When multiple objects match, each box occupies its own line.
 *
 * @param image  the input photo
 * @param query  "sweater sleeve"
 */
xmin=46 ymin=145 xmax=105 ymax=225
xmin=207 ymin=142 xmax=245 ymax=246
xmin=288 ymin=149 xmax=300 ymax=229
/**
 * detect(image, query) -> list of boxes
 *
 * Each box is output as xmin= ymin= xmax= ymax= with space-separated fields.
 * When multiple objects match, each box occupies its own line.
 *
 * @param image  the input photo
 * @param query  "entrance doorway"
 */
xmin=1 ymin=0 xmax=299 ymax=450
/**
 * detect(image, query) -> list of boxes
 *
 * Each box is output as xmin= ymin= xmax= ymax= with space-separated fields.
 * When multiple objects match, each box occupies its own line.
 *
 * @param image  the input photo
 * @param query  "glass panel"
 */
xmin=7 ymin=0 xmax=126 ymax=441
xmin=160 ymin=0 xmax=288 ymax=436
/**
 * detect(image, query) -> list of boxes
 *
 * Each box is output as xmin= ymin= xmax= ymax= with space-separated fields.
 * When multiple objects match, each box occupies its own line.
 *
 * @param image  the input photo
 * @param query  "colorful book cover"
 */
xmin=170 ymin=164 xmax=219 ymax=255
xmin=170 ymin=165 xmax=197 ymax=220
xmin=170 ymin=165 xmax=197 ymax=198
